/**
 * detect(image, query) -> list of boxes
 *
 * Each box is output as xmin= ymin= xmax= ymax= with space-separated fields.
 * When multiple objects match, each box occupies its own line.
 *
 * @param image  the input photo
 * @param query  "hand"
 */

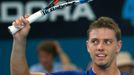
xmin=12 ymin=16 xmax=30 ymax=40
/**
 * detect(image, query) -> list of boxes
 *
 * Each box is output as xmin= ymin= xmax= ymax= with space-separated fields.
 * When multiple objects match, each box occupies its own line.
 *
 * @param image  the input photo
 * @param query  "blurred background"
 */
xmin=0 ymin=0 xmax=134 ymax=75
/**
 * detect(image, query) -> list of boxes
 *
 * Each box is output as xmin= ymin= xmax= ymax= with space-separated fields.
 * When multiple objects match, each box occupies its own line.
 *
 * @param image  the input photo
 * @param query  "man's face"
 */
xmin=38 ymin=51 xmax=54 ymax=67
xmin=87 ymin=28 xmax=121 ymax=68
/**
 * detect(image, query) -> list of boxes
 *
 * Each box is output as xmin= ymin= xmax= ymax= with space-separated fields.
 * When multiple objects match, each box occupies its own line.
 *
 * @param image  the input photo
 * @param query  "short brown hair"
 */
xmin=87 ymin=17 xmax=121 ymax=41
xmin=37 ymin=40 xmax=58 ymax=57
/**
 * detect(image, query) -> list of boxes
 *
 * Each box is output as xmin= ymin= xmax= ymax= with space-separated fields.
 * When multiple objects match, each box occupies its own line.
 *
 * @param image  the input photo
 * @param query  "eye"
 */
xmin=104 ymin=39 xmax=112 ymax=45
xmin=91 ymin=39 xmax=99 ymax=45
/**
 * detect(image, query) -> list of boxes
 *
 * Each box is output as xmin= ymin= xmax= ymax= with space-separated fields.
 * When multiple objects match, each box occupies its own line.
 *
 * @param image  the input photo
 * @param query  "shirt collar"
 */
xmin=87 ymin=68 xmax=129 ymax=75
xmin=87 ymin=68 xmax=95 ymax=75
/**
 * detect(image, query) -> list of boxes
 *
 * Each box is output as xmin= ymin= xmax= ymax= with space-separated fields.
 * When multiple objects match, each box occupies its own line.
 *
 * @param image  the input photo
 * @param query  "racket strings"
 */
xmin=46 ymin=0 xmax=70 ymax=9
xmin=46 ymin=0 xmax=59 ymax=9
xmin=53 ymin=0 xmax=59 ymax=5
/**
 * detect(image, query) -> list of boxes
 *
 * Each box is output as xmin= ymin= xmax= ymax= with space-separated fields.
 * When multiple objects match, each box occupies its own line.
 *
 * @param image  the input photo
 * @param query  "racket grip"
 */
xmin=8 ymin=10 xmax=43 ymax=35
xmin=28 ymin=10 xmax=43 ymax=23
xmin=8 ymin=25 xmax=20 ymax=35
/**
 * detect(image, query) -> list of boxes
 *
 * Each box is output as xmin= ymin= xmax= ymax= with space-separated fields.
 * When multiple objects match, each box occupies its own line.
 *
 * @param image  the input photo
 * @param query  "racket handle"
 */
xmin=28 ymin=10 xmax=43 ymax=23
xmin=8 ymin=10 xmax=43 ymax=35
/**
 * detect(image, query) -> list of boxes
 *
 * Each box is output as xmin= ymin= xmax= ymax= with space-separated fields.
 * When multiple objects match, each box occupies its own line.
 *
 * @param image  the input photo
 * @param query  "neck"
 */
xmin=92 ymin=61 xmax=120 ymax=75
xmin=44 ymin=64 xmax=53 ymax=73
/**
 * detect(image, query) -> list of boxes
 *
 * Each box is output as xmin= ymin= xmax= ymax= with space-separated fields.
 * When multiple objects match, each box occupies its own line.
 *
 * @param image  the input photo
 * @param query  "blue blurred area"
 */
xmin=0 ymin=36 xmax=134 ymax=75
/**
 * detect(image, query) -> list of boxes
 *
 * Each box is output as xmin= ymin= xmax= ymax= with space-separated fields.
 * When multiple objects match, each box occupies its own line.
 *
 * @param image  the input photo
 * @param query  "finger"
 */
xmin=14 ymin=16 xmax=24 ymax=29
xmin=22 ymin=16 xmax=29 ymax=25
xmin=15 ymin=19 xmax=22 ymax=25
xmin=12 ymin=21 xmax=20 ymax=29
xmin=12 ymin=21 xmax=16 ymax=25
xmin=21 ymin=16 xmax=30 ymax=29
xmin=24 ymin=15 xmax=29 ymax=18
xmin=20 ymin=16 xmax=25 ymax=25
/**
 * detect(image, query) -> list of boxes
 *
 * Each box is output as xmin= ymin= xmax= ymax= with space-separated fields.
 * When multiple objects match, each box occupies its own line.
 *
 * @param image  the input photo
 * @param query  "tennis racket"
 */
xmin=8 ymin=0 xmax=93 ymax=35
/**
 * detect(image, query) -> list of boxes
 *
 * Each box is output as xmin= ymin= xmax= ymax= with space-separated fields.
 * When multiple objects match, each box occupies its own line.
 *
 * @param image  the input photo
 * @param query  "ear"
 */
xmin=116 ymin=40 xmax=122 ymax=53
xmin=86 ymin=40 xmax=91 ymax=53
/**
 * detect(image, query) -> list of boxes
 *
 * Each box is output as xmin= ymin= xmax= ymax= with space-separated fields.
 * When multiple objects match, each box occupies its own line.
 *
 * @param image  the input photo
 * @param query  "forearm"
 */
xmin=10 ymin=16 xmax=45 ymax=75
xmin=10 ymin=38 xmax=30 ymax=75
xmin=58 ymin=50 xmax=77 ymax=70
xmin=59 ymin=50 xmax=71 ymax=65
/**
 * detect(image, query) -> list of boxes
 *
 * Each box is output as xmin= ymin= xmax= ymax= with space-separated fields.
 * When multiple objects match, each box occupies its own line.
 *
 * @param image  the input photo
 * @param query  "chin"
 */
xmin=96 ymin=62 xmax=108 ymax=69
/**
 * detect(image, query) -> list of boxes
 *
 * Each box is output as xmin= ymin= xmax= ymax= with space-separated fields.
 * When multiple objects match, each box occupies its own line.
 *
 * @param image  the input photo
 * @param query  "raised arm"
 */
xmin=55 ymin=42 xmax=77 ymax=70
xmin=10 ymin=16 xmax=45 ymax=75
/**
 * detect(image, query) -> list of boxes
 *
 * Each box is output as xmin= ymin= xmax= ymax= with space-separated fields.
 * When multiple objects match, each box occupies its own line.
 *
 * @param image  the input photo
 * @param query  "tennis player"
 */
xmin=10 ymin=16 xmax=129 ymax=75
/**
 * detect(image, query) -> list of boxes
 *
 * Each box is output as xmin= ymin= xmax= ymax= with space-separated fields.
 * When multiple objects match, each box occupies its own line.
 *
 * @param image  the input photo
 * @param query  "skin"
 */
xmin=38 ymin=51 xmax=54 ymax=73
xmin=87 ymin=28 xmax=122 ymax=75
xmin=10 ymin=16 xmax=43 ymax=75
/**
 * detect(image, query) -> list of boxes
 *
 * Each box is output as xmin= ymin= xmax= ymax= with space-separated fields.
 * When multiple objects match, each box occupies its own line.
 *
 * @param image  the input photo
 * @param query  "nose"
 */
xmin=97 ymin=42 xmax=104 ymax=51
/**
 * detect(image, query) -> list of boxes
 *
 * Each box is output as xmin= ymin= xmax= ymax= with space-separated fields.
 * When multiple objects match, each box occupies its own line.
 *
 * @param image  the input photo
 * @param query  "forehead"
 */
xmin=89 ymin=28 xmax=116 ymax=40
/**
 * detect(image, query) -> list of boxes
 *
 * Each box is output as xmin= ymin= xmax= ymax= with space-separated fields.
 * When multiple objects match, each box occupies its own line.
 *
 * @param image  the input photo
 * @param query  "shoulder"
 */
xmin=53 ymin=62 xmax=63 ymax=67
xmin=46 ymin=70 xmax=85 ymax=75
xmin=30 ymin=63 xmax=43 ymax=72
xmin=30 ymin=63 xmax=42 ymax=68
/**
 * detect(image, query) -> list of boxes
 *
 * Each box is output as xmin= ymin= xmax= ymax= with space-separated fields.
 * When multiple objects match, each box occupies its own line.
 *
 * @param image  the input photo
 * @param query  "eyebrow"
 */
xmin=90 ymin=38 xmax=113 ymax=41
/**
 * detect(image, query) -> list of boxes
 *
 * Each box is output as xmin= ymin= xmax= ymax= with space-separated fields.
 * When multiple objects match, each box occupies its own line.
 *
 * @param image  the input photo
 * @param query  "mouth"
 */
xmin=96 ymin=54 xmax=107 ymax=60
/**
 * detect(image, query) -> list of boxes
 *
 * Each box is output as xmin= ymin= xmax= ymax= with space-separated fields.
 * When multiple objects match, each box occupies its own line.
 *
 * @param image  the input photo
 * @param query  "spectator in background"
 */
xmin=117 ymin=51 xmax=134 ymax=75
xmin=30 ymin=40 xmax=77 ymax=73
